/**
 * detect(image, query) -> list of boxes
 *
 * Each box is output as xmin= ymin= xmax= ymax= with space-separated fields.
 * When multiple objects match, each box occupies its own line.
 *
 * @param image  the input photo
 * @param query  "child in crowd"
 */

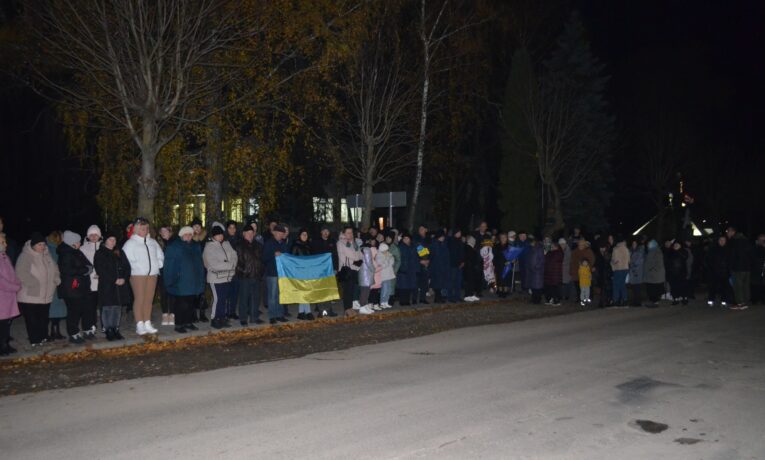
xmin=578 ymin=259 xmax=592 ymax=306
xmin=376 ymin=243 xmax=395 ymax=309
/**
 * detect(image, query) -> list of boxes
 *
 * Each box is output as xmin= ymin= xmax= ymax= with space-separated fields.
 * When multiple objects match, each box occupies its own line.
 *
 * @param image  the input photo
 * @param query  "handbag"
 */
xmin=337 ymin=257 xmax=352 ymax=282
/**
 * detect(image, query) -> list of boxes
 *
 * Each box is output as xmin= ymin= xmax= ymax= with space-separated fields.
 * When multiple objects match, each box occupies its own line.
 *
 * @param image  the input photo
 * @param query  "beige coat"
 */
xmin=610 ymin=242 xmax=631 ymax=272
xmin=15 ymin=241 xmax=61 ymax=304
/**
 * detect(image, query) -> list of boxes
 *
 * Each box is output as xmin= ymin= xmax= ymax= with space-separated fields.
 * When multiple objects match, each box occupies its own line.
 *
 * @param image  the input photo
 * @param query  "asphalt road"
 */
xmin=1 ymin=303 xmax=763 ymax=459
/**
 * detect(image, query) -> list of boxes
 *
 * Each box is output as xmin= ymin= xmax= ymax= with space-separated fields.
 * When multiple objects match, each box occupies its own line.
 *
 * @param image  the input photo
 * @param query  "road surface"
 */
xmin=1 ymin=304 xmax=763 ymax=459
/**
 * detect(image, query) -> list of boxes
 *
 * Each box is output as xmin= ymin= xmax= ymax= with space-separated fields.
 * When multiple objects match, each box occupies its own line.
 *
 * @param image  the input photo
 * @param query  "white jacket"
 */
xmin=123 ymin=233 xmax=164 ymax=276
xmin=375 ymin=251 xmax=396 ymax=282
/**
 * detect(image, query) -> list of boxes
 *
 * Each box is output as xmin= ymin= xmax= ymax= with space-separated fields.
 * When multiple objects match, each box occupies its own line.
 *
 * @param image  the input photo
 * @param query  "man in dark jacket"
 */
xmin=235 ymin=226 xmax=264 ymax=325
xmin=429 ymin=231 xmax=450 ymax=303
xmin=310 ymin=227 xmax=338 ymax=317
xmin=726 ymin=226 xmax=752 ymax=309
xmin=262 ymin=225 xmax=289 ymax=323
xmin=706 ymin=236 xmax=731 ymax=307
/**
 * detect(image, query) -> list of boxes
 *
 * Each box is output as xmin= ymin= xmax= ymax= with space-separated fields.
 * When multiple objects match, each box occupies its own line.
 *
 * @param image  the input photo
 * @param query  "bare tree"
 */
xmin=407 ymin=0 xmax=486 ymax=230
xmin=24 ymin=0 xmax=255 ymax=219
xmin=336 ymin=41 xmax=414 ymax=226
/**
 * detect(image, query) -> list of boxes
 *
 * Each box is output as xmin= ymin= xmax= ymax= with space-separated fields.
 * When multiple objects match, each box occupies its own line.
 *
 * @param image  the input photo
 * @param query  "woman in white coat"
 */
xmin=122 ymin=218 xmax=164 ymax=335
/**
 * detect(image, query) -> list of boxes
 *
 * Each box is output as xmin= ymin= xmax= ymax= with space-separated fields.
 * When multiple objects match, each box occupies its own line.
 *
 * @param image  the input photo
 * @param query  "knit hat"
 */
xmin=86 ymin=225 xmax=102 ymax=238
xmin=178 ymin=226 xmax=194 ymax=238
xmin=241 ymin=225 xmax=254 ymax=234
xmin=558 ymin=238 xmax=567 ymax=246
xmin=29 ymin=232 xmax=45 ymax=247
xmin=62 ymin=230 xmax=81 ymax=247
xmin=379 ymin=243 xmax=389 ymax=252
xmin=210 ymin=225 xmax=225 ymax=237
xmin=103 ymin=230 xmax=119 ymax=242
xmin=508 ymin=231 xmax=517 ymax=238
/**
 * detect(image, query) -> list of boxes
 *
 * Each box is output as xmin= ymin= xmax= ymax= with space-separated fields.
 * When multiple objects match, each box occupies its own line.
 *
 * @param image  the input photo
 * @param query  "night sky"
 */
xmin=1 ymin=1 xmax=763 ymax=241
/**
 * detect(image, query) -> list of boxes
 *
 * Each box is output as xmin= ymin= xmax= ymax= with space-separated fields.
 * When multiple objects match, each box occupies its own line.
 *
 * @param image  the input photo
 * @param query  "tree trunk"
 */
xmin=137 ymin=119 xmax=158 ymax=221
xmin=362 ymin=176 xmax=374 ymax=229
xmin=545 ymin=182 xmax=565 ymax=235
xmin=448 ymin=173 xmax=457 ymax=230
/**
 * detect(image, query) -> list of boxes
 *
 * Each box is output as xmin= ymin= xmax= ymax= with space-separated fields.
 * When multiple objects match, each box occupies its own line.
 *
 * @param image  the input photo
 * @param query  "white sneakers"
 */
xmin=380 ymin=303 xmax=391 ymax=309
xmin=464 ymin=296 xmax=479 ymax=302
xmin=352 ymin=300 xmax=361 ymax=310
xmin=359 ymin=305 xmax=375 ymax=314
xmin=136 ymin=320 xmax=158 ymax=335
xmin=162 ymin=313 xmax=177 ymax=326
xmin=372 ymin=304 xmax=382 ymax=311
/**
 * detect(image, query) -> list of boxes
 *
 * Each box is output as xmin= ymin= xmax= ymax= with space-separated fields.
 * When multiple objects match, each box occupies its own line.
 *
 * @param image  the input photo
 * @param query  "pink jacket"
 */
xmin=0 ymin=252 xmax=21 ymax=320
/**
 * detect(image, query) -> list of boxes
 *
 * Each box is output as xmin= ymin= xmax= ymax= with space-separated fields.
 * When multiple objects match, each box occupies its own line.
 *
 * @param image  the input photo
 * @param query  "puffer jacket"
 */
xmin=610 ymin=242 xmax=630 ymax=271
xmin=358 ymin=247 xmax=376 ymax=287
xmin=376 ymin=250 xmax=396 ymax=282
xmin=337 ymin=235 xmax=362 ymax=272
xmin=122 ymin=233 xmax=164 ymax=276
xmin=15 ymin=241 xmax=60 ymax=305
xmin=628 ymin=247 xmax=645 ymax=284
xmin=643 ymin=247 xmax=665 ymax=284
xmin=56 ymin=243 xmax=91 ymax=300
xmin=570 ymin=247 xmax=595 ymax=281
xmin=163 ymin=239 xmax=206 ymax=296
xmin=203 ymin=240 xmax=238 ymax=283
xmin=235 ymin=238 xmax=264 ymax=280
xmin=0 ymin=251 xmax=21 ymax=319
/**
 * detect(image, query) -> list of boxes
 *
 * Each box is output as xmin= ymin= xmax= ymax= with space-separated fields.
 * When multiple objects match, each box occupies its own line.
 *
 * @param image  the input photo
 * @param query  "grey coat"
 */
xmin=629 ymin=247 xmax=645 ymax=284
xmin=643 ymin=248 xmax=665 ymax=284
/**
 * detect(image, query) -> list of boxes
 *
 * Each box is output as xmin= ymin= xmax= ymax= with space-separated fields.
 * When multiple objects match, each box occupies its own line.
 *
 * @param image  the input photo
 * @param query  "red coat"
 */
xmin=544 ymin=249 xmax=564 ymax=286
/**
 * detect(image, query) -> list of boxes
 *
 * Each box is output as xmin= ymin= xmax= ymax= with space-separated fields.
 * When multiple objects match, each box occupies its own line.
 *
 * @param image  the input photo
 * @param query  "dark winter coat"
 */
xmin=666 ymin=249 xmax=688 ymax=282
xmin=543 ymin=249 xmax=563 ymax=286
xmin=56 ymin=244 xmax=92 ymax=299
xmin=643 ymin=247 xmax=665 ymax=284
xmin=706 ymin=244 xmax=731 ymax=280
xmin=752 ymin=245 xmax=765 ymax=286
xmin=291 ymin=239 xmax=312 ymax=256
xmin=525 ymin=244 xmax=545 ymax=290
xmin=235 ymin=238 xmax=264 ymax=280
xmin=727 ymin=233 xmax=752 ymax=272
xmin=396 ymin=242 xmax=419 ymax=290
xmin=447 ymin=236 xmax=465 ymax=268
xmin=94 ymin=245 xmax=132 ymax=307
xmin=311 ymin=236 xmax=338 ymax=269
xmin=462 ymin=244 xmax=483 ymax=288
xmin=262 ymin=237 xmax=289 ymax=277
xmin=594 ymin=250 xmax=611 ymax=288
xmin=428 ymin=239 xmax=450 ymax=289
xmin=163 ymin=239 xmax=205 ymax=296
xmin=629 ymin=247 xmax=645 ymax=285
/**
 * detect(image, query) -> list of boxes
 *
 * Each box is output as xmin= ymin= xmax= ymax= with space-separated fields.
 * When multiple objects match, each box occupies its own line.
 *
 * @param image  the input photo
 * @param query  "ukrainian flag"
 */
xmin=276 ymin=253 xmax=340 ymax=304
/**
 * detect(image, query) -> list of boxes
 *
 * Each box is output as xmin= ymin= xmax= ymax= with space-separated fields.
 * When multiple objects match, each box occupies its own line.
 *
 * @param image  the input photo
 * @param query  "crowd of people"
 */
xmin=0 ymin=214 xmax=764 ymax=356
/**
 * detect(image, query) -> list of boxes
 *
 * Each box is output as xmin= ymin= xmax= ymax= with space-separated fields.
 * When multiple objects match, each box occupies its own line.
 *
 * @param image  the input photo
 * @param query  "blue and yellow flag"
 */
xmin=276 ymin=253 xmax=340 ymax=304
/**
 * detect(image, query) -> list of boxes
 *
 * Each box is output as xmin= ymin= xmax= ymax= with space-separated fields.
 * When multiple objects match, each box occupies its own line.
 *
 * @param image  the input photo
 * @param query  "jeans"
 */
xmin=380 ymin=279 xmax=394 ymax=304
xmin=238 ymin=278 xmax=262 ymax=322
xmin=612 ymin=270 xmax=628 ymax=303
xmin=101 ymin=305 xmax=121 ymax=329
xmin=298 ymin=303 xmax=311 ymax=314
xmin=266 ymin=276 xmax=282 ymax=319
xmin=210 ymin=282 xmax=234 ymax=320
xmin=447 ymin=267 xmax=463 ymax=302
xmin=580 ymin=286 xmax=591 ymax=302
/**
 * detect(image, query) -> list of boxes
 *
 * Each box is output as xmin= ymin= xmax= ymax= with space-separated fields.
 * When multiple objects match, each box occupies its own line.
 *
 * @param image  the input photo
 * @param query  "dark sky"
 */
xmin=1 ymin=1 xmax=763 ymax=241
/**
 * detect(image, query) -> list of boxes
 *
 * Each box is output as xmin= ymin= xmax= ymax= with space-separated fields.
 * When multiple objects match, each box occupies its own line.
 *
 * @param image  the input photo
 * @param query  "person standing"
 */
xmin=190 ymin=218 xmax=209 ymax=322
xmin=336 ymin=226 xmax=362 ymax=314
xmin=235 ymin=225 xmax=264 ymax=325
xmin=0 ymin=217 xmax=20 ymax=265
xmin=123 ymin=218 xmax=164 ymax=335
xmin=543 ymin=241 xmax=563 ymax=305
xmin=157 ymin=226 xmax=175 ymax=327
xmin=559 ymin=238 xmax=572 ymax=302
xmin=578 ymin=260 xmax=592 ymax=306
xmin=610 ymin=237 xmax=630 ymax=306
xmin=666 ymin=241 xmax=689 ymax=305
xmin=46 ymin=231 xmax=67 ymax=339
xmin=412 ymin=225 xmax=431 ymax=304
xmin=225 ymin=220 xmax=241 ymax=321
xmin=263 ymin=224 xmax=290 ymax=324
xmin=570 ymin=239 xmax=595 ymax=301
xmin=79 ymin=225 xmax=102 ymax=336
xmin=94 ymin=232 xmax=131 ymax=340
xmin=428 ymin=231 xmax=450 ymax=304
xmin=446 ymin=229 xmax=465 ymax=303
xmin=725 ymin=226 xmax=752 ymax=310
xmin=643 ymin=240 xmax=665 ymax=307
xmin=395 ymin=233 xmax=418 ymax=306
xmin=57 ymin=231 xmax=92 ymax=343
xmin=0 ymin=232 xmax=22 ymax=354
xmin=163 ymin=226 xmax=205 ymax=333
xmin=628 ymin=239 xmax=645 ymax=307
xmin=526 ymin=237 xmax=545 ymax=304
xmin=706 ymin=235 xmax=731 ymax=307
xmin=203 ymin=224 xmax=238 ymax=329
xmin=311 ymin=226 xmax=338 ymax=317
xmin=376 ymin=242 xmax=396 ymax=308
xmin=291 ymin=229 xmax=314 ymax=320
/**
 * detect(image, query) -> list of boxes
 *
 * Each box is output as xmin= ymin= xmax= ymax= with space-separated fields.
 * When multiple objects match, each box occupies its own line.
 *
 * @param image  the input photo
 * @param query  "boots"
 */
xmin=50 ymin=320 xmax=65 ymax=340
xmin=105 ymin=328 xmax=116 ymax=341
xmin=198 ymin=309 xmax=209 ymax=322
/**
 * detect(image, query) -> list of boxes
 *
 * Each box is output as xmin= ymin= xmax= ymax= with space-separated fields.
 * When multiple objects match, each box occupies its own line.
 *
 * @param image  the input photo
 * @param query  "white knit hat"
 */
xmin=379 ymin=243 xmax=389 ymax=252
xmin=62 ymin=230 xmax=81 ymax=247
xmin=86 ymin=225 xmax=102 ymax=238
xmin=178 ymin=226 xmax=194 ymax=238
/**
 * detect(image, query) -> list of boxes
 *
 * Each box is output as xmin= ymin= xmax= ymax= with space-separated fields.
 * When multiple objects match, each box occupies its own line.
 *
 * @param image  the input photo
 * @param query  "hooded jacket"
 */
xmin=376 ymin=249 xmax=396 ymax=282
xmin=122 ymin=233 xmax=164 ymax=276
xmin=56 ymin=243 xmax=90 ymax=300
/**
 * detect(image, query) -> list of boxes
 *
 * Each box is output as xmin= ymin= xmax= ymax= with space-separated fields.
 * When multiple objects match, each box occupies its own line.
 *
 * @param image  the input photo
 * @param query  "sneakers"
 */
xmin=68 ymin=334 xmax=85 ymax=344
xmin=707 ymin=300 xmax=714 ymax=307
xmin=372 ymin=304 xmax=382 ymax=311
xmin=359 ymin=305 xmax=375 ymax=314
xmin=464 ymin=296 xmax=479 ymax=302
xmin=380 ymin=303 xmax=391 ymax=309
xmin=169 ymin=313 xmax=175 ymax=326
xmin=161 ymin=313 xmax=170 ymax=326
xmin=352 ymin=300 xmax=362 ymax=310
xmin=83 ymin=330 xmax=96 ymax=341
xmin=144 ymin=321 xmax=158 ymax=334
xmin=136 ymin=321 xmax=147 ymax=335
xmin=721 ymin=302 xmax=728 ymax=307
